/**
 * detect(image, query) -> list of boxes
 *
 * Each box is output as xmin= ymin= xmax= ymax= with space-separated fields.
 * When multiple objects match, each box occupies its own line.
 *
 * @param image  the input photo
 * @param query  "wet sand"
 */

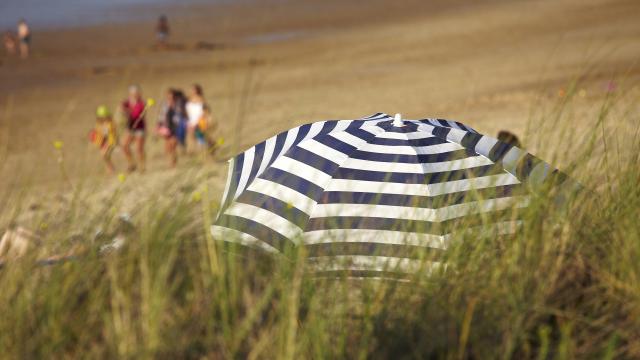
xmin=0 ymin=0 xmax=639 ymax=199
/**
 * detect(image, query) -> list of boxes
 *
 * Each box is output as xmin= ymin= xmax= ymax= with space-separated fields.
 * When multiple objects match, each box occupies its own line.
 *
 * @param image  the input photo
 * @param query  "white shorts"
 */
xmin=127 ymin=129 xmax=145 ymax=137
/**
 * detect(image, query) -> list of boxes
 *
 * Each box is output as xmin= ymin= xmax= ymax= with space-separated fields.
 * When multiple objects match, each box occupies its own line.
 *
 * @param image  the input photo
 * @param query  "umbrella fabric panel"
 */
xmin=218 ymin=113 xmax=391 ymax=213
xmin=218 ymin=113 xmax=480 ymax=214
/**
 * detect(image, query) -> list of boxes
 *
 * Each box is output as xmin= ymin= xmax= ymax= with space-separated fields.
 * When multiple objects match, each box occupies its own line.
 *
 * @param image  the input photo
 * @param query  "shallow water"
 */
xmin=0 ymin=0 xmax=214 ymax=30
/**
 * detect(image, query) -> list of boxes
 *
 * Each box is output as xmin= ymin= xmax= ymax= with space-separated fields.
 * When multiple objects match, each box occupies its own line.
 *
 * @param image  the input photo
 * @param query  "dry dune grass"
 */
xmin=0 ymin=92 xmax=638 ymax=357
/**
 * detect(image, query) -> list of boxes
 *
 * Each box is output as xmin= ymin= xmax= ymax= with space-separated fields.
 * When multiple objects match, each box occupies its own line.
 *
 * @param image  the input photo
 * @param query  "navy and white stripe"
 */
xmin=213 ymin=113 xmax=572 ymax=278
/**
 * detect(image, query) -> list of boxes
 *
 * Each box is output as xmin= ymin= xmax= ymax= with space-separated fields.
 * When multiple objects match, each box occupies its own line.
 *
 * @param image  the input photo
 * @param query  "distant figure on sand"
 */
xmin=122 ymin=85 xmax=147 ymax=172
xmin=497 ymin=130 xmax=522 ymax=148
xmin=17 ymin=19 xmax=31 ymax=58
xmin=3 ymin=31 xmax=17 ymax=56
xmin=156 ymin=15 xmax=170 ymax=49
xmin=91 ymin=106 xmax=118 ymax=175
xmin=186 ymin=84 xmax=206 ymax=153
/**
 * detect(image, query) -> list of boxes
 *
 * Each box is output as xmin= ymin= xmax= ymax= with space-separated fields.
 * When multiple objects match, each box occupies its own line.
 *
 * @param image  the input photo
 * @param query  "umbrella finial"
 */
xmin=393 ymin=113 xmax=403 ymax=127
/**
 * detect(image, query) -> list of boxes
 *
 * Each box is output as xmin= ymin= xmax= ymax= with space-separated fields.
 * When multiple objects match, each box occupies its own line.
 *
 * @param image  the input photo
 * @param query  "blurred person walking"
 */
xmin=90 ymin=106 xmax=118 ymax=175
xmin=157 ymin=89 xmax=188 ymax=167
xmin=173 ymin=90 xmax=188 ymax=150
xmin=17 ymin=19 xmax=31 ymax=58
xmin=122 ymin=85 xmax=147 ymax=172
xmin=186 ymin=84 xmax=206 ymax=154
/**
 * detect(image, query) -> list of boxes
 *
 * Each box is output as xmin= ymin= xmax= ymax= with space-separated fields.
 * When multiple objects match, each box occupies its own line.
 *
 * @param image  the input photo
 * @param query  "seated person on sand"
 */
xmin=497 ymin=130 xmax=522 ymax=148
xmin=90 ymin=105 xmax=118 ymax=175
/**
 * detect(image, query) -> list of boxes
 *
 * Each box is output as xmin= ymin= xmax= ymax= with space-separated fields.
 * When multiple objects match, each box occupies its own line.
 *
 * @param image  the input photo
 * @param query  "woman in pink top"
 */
xmin=122 ymin=85 xmax=147 ymax=172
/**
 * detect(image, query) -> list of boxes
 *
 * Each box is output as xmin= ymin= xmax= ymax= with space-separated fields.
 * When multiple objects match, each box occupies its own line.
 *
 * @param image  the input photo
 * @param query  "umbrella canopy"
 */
xmin=212 ymin=113 xmax=572 ymax=277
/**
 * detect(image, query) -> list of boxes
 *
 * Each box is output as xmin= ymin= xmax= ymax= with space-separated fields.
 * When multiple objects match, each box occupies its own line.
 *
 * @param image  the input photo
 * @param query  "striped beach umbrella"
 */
xmin=212 ymin=113 xmax=572 ymax=278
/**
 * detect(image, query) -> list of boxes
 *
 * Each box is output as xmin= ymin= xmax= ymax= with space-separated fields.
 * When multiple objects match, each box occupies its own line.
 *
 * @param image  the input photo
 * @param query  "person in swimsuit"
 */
xmin=122 ymin=85 xmax=147 ymax=172
xmin=186 ymin=84 xmax=206 ymax=153
xmin=17 ymin=19 xmax=30 ymax=59
xmin=92 ymin=105 xmax=118 ymax=175
xmin=157 ymin=89 xmax=187 ymax=167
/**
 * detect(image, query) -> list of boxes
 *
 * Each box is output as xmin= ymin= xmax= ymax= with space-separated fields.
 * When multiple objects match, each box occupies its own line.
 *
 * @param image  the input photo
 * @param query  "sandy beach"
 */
xmin=2 ymin=2 xmax=640 ymax=356
xmin=0 ymin=0 xmax=639 ymax=198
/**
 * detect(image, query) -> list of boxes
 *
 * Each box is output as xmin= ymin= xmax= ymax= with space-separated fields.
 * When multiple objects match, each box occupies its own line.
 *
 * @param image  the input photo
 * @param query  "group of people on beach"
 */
xmin=157 ymin=84 xmax=215 ymax=167
xmin=91 ymin=84 xmax=217 ymax=175
xmin=3 ymin=19 xmax=31 ymax=59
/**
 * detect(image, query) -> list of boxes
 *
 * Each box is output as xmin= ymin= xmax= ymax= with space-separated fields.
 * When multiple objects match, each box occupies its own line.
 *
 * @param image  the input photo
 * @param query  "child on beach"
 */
xmin=122 ymin=85 xmax=147 ymax=172
xmin=199 ymin=104 xmax=222 ymax=156
xmin=194 ymin=104 xmax=211 ymax=150
xmin=91 ymin=105 xmax=118 ymax=175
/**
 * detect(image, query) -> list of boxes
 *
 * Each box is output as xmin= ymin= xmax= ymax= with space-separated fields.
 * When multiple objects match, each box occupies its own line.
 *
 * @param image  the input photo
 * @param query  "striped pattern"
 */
xmin=212 ymin=113 xmax=572 ymax=278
